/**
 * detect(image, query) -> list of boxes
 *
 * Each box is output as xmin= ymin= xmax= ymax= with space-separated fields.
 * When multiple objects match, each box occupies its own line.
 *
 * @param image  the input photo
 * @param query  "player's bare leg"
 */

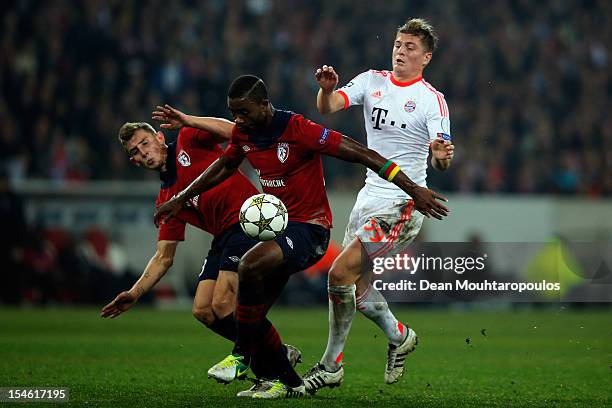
xmin=193 ymin=276 xmax=238 ymax=342
xmin=211 ymin=270 xmax=237 ymax=320
xmin=192 ymin=280 xmax=216 ymax=327
xmin=192 ymin=275 xmax=242 ymax=383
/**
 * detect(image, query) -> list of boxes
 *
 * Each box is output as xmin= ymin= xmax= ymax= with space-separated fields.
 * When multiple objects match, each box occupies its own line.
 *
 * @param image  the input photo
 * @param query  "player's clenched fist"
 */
xmin=431 ymin=139 xmax=454 ymax=160
xmin=315 ymin=65 xmax=339 ymax=94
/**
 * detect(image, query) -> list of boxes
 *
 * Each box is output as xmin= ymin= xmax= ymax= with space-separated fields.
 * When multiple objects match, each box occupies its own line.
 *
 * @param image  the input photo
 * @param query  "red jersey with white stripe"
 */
xmin=337 ymin=70 xmax=451 ymax=198
xmin=156 ymin=127 xmax=258 ymax=241
xmin=224 ymin=110 xmax=341 ymax=229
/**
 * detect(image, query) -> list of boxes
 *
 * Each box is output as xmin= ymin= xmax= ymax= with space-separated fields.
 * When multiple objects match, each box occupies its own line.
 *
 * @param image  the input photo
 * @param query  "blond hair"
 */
xmin=117 ymin=122 xmax=156 ymax=152
xmin=397 ymin=18 xmax=438 ymax=53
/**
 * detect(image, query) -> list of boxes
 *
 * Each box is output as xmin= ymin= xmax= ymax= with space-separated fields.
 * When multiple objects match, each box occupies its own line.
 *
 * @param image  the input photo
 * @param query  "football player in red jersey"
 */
xmin=152 ymin=75 xmax=448 ymax=398
xmin=100 ymin=121 xmax=302 ymax=382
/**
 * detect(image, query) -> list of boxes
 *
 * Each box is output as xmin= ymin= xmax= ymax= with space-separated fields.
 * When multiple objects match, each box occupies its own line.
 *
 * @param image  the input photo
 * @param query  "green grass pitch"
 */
xmin=1 ymin=307 xmax=610 ymax=407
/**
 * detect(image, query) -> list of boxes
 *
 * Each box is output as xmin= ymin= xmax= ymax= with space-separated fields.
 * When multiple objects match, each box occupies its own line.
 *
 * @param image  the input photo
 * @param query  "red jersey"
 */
xmin=224 ymin=110 xmax=341 ymax=229
xmin=156 ymin=127 xmax=258 ymax=241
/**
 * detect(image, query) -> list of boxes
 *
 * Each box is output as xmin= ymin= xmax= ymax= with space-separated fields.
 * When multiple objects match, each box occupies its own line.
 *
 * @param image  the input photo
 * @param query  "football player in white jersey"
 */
xmin=303 ymin=18 xmax=454 ymax=393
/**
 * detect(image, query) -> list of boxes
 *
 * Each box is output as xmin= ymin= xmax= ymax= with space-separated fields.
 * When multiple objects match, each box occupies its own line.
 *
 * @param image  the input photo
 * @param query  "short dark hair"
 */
xmin=397 ymin=18 xmax=438 ymax=53
xmin=227 ymin=75 xmax=268 ymax=103
xmin=118 ymin=122 xmax=156 ymax=152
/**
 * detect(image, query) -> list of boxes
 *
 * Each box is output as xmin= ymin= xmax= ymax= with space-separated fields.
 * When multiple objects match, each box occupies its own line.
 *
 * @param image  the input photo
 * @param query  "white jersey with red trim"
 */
xmin=337 ymin=69 xmax=451 ymax=198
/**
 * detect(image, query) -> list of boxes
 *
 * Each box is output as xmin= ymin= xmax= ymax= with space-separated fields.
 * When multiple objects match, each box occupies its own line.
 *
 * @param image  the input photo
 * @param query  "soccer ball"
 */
xmin=239 ymin=194 xmax=288 ymax=241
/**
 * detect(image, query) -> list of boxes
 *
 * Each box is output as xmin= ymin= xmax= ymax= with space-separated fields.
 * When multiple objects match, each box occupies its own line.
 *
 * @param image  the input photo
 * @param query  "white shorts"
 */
xmin=343 ymin=186 xmax=424 ymax=259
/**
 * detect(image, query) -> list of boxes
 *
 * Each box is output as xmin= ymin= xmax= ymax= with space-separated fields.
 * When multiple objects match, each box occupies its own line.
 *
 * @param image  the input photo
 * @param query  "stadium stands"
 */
xmin=1 ymin=0 xmax=609 ymax=194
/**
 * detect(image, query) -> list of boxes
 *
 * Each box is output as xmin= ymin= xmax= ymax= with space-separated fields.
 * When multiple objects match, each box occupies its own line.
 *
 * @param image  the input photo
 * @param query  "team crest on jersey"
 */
xmin=277 ymin=143 xmax=289 ymax=163
xmin=404 ymin=100 xmax=416 ymax=113
xmin=242 ymin=145 xmax=251 ymax=152
xmin=178 ymin=150 xmax=191 ymax=166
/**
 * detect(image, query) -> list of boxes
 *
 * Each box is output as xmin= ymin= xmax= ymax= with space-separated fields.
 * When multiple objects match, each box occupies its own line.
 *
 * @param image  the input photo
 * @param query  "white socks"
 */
xmin=320 ymin=284 xmax=356 ymax=371
xmin=321 ymin=283 xmax=407 ymax=372
xmin=356 ymin=284 xmax=407 ymax=346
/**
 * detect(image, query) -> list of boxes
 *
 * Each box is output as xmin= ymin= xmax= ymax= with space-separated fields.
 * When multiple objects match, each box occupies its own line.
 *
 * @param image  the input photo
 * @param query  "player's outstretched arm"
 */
xmin=153 ymin=155 xmax=242 ymax=226
xmin=431 ymin=139 xmax=454 ymax=171
xmin=315 ymin=65 xmax=345 ymax=114
xmin=100 ymin=240 xmax=178 ymax=318
xmin=152 ymin=104 xmax=234 ymax=142
xmin=331 ymin=135 xmax=449 ymax=220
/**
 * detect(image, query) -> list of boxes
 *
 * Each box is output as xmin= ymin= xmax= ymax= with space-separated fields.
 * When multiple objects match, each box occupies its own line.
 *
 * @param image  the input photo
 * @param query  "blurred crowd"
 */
xmin=0 ymin=170 xmax=140 ymax=304
xmin=1 ymin=0 xmax=611 ymax=195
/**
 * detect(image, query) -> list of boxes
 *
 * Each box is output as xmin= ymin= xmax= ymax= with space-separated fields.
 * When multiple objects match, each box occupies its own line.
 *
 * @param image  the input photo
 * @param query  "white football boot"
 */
xmin=207 ymin=353 xmax=249 ymax=384
xmin=384 ymin=327 xmax=418 ymax=384
xmin=302 ymin=363 xmax=344 ymax=394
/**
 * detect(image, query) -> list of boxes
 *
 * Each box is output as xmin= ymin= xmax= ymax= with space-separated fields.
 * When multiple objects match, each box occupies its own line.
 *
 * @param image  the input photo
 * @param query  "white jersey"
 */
xmin=337 ymin=69 xmax=451 ymax=198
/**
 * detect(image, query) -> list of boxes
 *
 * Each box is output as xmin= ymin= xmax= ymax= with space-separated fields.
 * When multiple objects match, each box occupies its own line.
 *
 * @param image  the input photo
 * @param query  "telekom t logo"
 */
xmin=371 ymin=107 xmax=389 ymax=130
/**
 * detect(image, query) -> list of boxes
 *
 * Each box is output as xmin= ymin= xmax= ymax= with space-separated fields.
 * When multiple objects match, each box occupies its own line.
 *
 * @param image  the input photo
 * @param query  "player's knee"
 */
xmin=192 ymin=304 xmax=215 ymax=326
xmin=328 ymin=265 xmax=345 ymax=286
xmin=329 ymin=257 xmax=358 ymax=286
xmin=237 ymin=258 xmax=264 ymax=282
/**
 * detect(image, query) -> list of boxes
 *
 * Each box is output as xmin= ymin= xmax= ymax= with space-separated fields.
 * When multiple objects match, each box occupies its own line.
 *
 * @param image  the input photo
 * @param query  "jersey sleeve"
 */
xmin=222 ymin=127 xmax=246 ymax=162
xmin=293 ymin=115 xmax=342 ymax=155
xmin=336 ymin=70 xmax=371 ymax=109
xmin=425 ymin=92 xmax=452 ymax=142
xmin=158 ymin=215 xmax=186 ymax=241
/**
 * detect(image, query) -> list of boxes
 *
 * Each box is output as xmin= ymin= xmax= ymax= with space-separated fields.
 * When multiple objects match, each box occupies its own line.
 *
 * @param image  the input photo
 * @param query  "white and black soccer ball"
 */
xmin=239 ymin=193 xmax=288 ymax=241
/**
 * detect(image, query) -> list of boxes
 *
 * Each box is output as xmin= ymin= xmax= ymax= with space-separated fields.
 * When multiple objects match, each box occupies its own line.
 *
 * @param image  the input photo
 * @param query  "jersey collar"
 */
xmin=390 ymin=73 xmax=422 ymax=87
xmin=248 ymin=109 xmax=293 ymax=149
xmin=160 ymin=142 xmax=177 ymax=189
